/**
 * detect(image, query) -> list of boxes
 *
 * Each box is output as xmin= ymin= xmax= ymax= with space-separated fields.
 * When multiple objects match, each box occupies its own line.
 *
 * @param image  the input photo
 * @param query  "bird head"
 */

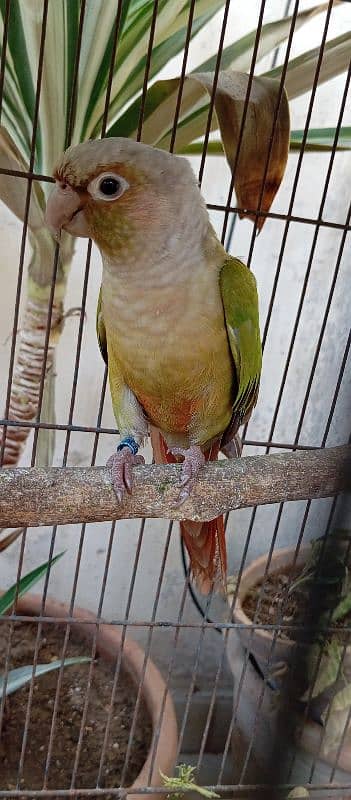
xmin=45 ymin=138 xmax=203 ymax=259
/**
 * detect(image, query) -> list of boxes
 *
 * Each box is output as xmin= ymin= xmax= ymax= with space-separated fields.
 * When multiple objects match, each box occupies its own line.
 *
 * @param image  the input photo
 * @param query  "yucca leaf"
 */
xmin=195 ymin=2 xmax=331 ymax=73
xmin=0 ymin=126 xmax=45 ymax=228
xmin=0 ymin=123 xmax=63 ymax=291
xmin=0 ymin=0 xmax=37 ymax=125
xmin=264 ymin=31 xmax=351 ymax=100
xmin=85 ymin=0 xmax=226 ymax=139
xmin=0 ymin=0 xmax=42 ymax=167
xmin=75 ymin=0 xmax=129 ymax=141
xmin=0 ymin=658 xmax=91 ymax=698
xmin=78 ymin=2 xmax=132 ymax=143
xmin=65 ymin=0 xmax=80 ymax=143
xmin=95 ymin=0 xmax=224 ymax=139
xmin=302 ymin=641 xmax=344 ymax=701
xmin=78 ymin=0 xmax=159 ymax=138
xmin=165 ymin=0 xmax=223 ymax=40
xmin=178 ymin=140 xmax=224 ymax=155
xmin=290 ymin=126 xmax=351 ymax=151
xmin=0 ymin=551 xmax=64 ymax=616
xmin=332 ymin=590 xmax=351 ymax=622
xmin=326 ymin=682 xmax=351 ymax=715
xmin=18 ymin=1 xmax=68 ymax=175
xmin=322 ymin=705 xmax=350 ymax=753
xmin=0 ymin=10 xmax=33 ymax=159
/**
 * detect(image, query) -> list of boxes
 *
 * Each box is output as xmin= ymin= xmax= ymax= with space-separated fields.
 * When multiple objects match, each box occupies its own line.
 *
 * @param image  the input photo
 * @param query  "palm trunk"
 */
xmin=1 ymin=229 xmax=74 ymax=468
xmin=1 ymin=296 xmax=63 ymax=466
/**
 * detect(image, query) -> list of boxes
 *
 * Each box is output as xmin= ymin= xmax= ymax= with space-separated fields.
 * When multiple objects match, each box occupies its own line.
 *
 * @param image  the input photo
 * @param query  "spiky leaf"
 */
xmin=264 ymin=31 xmax=351 ymax=100
xmin=302 ymin=641 xmax=345 ymax=700
xmin=0 ymin=657 xmax=91 ymax=698
xmin=0 ymin=551 xmax=64 ymax=616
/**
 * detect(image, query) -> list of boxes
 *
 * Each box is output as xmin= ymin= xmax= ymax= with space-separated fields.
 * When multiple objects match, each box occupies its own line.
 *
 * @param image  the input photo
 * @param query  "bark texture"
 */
xmin=0 ymin=298 xmax=63 ymax=466
xmin=0 ymin=445 xmax=349 ymax=528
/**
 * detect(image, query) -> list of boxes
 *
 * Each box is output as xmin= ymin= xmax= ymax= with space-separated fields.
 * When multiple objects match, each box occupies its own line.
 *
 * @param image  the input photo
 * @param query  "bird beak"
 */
xmin=45 ymin=183 xmax=90 ymax=240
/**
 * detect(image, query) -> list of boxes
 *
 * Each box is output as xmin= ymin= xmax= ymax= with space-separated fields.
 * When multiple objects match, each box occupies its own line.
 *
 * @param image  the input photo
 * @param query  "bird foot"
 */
xmin=170 ymin=445 xmax=205 ymax=506
xmin=107 ymin=448 xmax=145 ymax=503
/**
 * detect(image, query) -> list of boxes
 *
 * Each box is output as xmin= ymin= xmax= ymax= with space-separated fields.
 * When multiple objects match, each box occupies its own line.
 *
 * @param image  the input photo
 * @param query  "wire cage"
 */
xmin=0 ymin=0 xmax=350 ymax=798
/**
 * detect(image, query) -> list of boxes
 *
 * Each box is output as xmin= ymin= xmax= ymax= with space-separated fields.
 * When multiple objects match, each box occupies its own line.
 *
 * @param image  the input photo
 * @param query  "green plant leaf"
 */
xmin=322 ymin=706 xmax=350 ymax=753
xmin=264 ymin=31 xmax=351 ymax=100
xmin=0 ymin=0 xmax=37 ymax=125
xmin=0 ymin=0 xmax=42 ymax=167
xmin=195 ymin=2 xmax=330 ymax=73
xmin=18 ymin=1 xmax=69 ymax=173
xmin=290 ymin=126 xmax=351 ymax=152
xmin=82 ymin=0 xmax=185 ymax=138
xmin=87 ymin=0 xmax=226 ymax=139
xmin=177 ymin=141 xmax=224 ymax=156
xmin=0 ymin=657 xmax=91 ymax=698
xmin=0 ymin=551 xmax=64 ymax=616
xmin=160 ymin=766 xmax=220 ymax=799
xmin=0 ymin=126 xmax=45 ymax=228
xmin=302 ymin=641 xmax=344 ymax=700
xmin=332 ymin=591 xmax=351 ymax=622
xmin=74 ymin=0 xmax=130 ymax=141
xmin=327 ymin=682 xmax=351 ymax=714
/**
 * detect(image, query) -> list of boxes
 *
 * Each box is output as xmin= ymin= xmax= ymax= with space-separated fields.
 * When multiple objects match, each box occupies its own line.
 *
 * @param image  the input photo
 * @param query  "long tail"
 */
xmin=150 ymin=428 xmax=227 ymax=594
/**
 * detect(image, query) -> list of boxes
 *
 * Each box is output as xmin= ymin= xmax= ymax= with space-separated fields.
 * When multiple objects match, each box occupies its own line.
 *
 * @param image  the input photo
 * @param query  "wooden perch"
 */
xmin=0 ymin=445 xmax=349 ymax=528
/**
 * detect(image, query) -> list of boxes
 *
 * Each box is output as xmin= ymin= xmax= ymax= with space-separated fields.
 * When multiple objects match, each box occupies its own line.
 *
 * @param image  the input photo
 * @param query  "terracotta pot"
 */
xmin=226 ymin=634 xmax=351 ymax=798
xmin=232 ymin=545 xmax=310 ymax=670
xmin=11 ymin=593 xmax=178 ymax=800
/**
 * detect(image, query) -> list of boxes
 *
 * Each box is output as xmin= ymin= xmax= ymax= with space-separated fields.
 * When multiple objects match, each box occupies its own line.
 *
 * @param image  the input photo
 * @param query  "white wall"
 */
xmin=0 ymin=1 xmax=350 ymax=684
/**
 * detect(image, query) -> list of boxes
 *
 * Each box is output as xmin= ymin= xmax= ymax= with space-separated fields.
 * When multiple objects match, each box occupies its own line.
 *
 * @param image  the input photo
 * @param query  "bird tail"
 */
xmin=150 ymin=428 xmax=227 ymax=594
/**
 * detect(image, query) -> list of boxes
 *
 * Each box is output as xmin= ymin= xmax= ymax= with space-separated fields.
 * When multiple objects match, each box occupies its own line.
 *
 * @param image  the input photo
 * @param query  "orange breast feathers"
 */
xmin=136 ymin=391 xmax=200 ymax=434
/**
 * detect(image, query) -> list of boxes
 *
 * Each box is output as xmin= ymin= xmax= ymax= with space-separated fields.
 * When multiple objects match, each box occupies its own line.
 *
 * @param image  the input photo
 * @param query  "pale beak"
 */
xmin=45 ymin=183 xmax=90 ymax=240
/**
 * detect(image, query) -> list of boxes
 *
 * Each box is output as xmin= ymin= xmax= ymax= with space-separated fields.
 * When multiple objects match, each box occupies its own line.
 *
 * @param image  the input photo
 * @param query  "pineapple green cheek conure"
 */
xmin=45 ymin=138 xmax=262 ymax=594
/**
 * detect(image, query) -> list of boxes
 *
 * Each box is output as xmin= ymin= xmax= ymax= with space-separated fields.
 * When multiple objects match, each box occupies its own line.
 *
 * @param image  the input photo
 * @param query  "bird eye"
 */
xmin=88 ymin=172 xmax=129 ymax=201
xmin=99 ymin=177 xmax=120 ymax=196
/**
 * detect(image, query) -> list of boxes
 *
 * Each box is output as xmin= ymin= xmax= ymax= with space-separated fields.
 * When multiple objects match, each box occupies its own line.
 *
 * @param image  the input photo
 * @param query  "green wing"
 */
xmin=220 ymin=256 xmax=262 ymax=432
xmin=96 ymin=287 xmax=108 ymax=365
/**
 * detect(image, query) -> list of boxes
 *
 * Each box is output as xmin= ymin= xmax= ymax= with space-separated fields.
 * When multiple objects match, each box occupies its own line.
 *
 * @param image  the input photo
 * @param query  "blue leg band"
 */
xmin=117 ymin=436 xmax=139 ymax=456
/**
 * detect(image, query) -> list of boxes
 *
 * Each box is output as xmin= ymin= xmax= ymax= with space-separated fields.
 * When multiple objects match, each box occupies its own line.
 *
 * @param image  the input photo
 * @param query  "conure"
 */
xmin=45 ymin=138 xmax=262 ymax=593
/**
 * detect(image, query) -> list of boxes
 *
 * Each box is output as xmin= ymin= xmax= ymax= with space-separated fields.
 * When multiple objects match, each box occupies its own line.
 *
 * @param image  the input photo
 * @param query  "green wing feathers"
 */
xmin=220 ymin=257 xmax=262 ymax=426
xmin=96 ymin=287 xmax=108 ymax=365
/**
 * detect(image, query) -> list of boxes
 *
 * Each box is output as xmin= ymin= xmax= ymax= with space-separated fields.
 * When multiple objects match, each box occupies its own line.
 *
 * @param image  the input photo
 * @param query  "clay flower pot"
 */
xmin=226 ymin=634 xmax=351 ymax=798
xmin=227 ymin=548 xmax=351 ymax=794
xmin=231 ymin=545 xmax=310 ymax=669
xmin=10 ymin=593 xmax=178 ymax=800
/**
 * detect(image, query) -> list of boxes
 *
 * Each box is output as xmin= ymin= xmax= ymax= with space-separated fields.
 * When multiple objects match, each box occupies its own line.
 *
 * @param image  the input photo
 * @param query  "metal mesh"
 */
xmin=0 ymin=0 xmax=350 ymax=798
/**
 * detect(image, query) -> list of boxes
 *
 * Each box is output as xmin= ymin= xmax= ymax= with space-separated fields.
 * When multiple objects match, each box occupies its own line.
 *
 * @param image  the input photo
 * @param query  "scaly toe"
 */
xmin=175 ymin=486 xmax=193 ymax=507
xmin=107 ymin=449 xmax=145 ymax=501
xmin=170 ymin=445 xmax=205 ymax=506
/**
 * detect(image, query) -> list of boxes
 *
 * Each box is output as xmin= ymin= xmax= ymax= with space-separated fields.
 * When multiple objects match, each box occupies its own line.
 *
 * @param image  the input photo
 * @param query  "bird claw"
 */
xmin=107 ymin=448 xmax=145 ymax=502
xmin=170 ymin=445 xmax=205 ymax=506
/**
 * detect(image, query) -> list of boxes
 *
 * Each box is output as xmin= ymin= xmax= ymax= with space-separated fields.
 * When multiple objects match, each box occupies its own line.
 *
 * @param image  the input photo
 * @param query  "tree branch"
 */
xmin=0 ymin=445 xmax=349 ymax=528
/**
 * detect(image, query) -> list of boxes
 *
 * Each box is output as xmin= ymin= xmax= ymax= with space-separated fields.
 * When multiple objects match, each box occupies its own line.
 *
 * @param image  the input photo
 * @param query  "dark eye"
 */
xmin=88 ymin=172 xmax=129 ymax=201
xmin=99 ymin=177 xmax=121 ymax=196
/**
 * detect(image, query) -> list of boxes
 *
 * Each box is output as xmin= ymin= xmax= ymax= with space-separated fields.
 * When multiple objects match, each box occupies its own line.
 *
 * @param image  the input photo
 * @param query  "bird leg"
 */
xmin=170 ymin=445 xmax=205 ymax=506
xmin=107 ymin=447 xmax=145 ymax=503
xmin=221 ymin=432 xmax=242 ymax=459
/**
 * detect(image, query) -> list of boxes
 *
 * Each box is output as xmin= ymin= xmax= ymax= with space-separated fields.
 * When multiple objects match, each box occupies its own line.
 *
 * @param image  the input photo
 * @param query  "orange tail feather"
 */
xmin=150 ymin=427 xmax=227 ymax=594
